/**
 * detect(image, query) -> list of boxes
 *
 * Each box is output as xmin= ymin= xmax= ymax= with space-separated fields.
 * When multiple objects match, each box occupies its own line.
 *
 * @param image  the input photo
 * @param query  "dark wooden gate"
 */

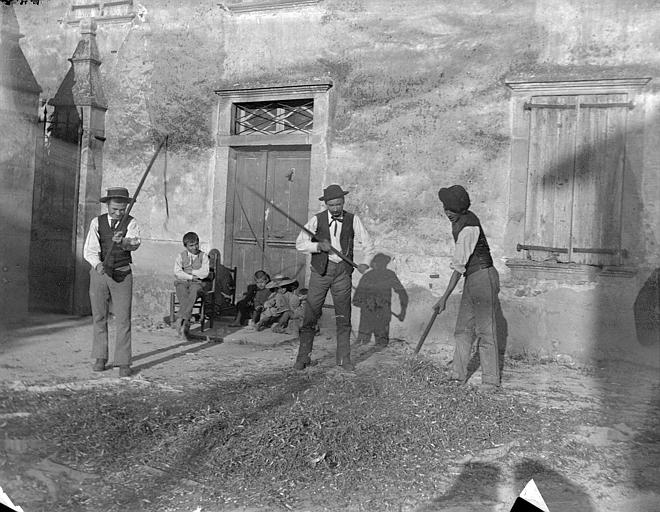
xmin=28 ymin=104 xmax=82 ymax=313
xmin=225 ymin=146 xmax=311 ymax=293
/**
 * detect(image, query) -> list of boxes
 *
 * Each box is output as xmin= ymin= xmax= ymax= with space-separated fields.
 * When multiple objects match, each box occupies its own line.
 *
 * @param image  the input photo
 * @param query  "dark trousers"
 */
xmin=296 ymin=261 xmax=352 ymax=365
xmin=452 ymin=266 xmax=501 ymax=385
xmin=175 ymin=280 xmax=205 ymax=321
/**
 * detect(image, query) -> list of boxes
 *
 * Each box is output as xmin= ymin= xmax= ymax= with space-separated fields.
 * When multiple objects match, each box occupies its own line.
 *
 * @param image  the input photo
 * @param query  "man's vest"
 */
xmin=452 ymin=211 xmax=493 ymax=277
xmin=98 ymin=213 xmax=133 ymax=269
xmin=311 ymin=211 xmax=355 ymax=275
xmin=180 ymin=250 xmax=204 ymax=274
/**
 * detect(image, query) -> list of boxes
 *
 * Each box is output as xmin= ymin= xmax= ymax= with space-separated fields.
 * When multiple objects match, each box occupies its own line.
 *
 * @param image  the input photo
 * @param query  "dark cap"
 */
xmin=437 ymin=185 xmax=470 ymax=213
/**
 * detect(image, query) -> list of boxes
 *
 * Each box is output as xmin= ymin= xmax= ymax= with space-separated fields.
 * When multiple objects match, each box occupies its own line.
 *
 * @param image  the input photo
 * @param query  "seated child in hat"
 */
xmin=230 ymin=270 xmax=271 ymax=328
xmin=174 ymin=231 xmax=210 ymax=338
xmin=255 ymin=275 xmax=296 ymax=332
xmin=274 ymin=286 xmax=308 ymax=335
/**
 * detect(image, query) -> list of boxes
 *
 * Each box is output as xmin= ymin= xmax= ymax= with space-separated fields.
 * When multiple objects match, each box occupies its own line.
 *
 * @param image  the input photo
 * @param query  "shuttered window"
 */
xmin=523 ymin=94 xmax=630 ymax=266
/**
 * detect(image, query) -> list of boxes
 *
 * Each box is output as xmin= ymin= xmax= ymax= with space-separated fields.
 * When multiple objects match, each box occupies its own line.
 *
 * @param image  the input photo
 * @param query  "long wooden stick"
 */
xmin=414 ymin=310 xmax=439 ymax=354
xmin=245 ymin=185 xmax=359 ymax=270
xmin=102 ymin=137 xmax=167 ymax=271
xmin=117 ymin=137 xmax=167 ymax=229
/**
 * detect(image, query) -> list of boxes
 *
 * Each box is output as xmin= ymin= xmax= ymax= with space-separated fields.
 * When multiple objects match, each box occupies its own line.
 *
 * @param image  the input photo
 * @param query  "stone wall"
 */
xmin=11 ymin=0 xmax=660 ymax=363
xmin=0 ymin=5 xmax=41 ymax=323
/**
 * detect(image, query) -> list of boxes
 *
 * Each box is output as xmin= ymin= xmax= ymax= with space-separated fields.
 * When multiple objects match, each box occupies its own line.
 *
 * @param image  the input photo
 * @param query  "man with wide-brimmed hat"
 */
xmin=83 ymin=187 xmax=141 ymax=377
xmin=294 ymin=184 xmax=374 ymax=371
xmin=434 ymin=184 xmax=501 ymax=388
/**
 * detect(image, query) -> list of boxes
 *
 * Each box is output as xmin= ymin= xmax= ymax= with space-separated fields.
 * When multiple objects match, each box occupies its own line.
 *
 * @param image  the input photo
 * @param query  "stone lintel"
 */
xmin=223 ymin=0 xmax=322 ymax=13
xmin=215 ymin=80 xmax=333 ymax=100
xmin=505 ymin=78 xmax=652 ymax=95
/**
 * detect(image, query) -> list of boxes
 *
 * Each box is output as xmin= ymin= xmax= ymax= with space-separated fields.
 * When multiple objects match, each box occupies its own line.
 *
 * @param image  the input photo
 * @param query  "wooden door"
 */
xmin=225 ymin=146 xmax=310 ymax=293
xmin=28 ymin=108 xmax=81 ymax=313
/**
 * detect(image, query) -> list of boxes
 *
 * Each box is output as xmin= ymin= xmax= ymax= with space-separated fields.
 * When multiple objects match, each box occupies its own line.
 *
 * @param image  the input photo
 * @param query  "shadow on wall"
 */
xmin=352 ymin=253 xmax=409 ymax=347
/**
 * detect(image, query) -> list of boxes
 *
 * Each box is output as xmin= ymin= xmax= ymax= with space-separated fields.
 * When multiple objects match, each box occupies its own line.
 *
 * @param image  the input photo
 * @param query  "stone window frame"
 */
xmin=64 ymin=0 xmax=136 ymax=26
xmin=210 ymin=80 xmax=332 ymax=255
xmin=504 ymin=77 xmax=651 ymax=280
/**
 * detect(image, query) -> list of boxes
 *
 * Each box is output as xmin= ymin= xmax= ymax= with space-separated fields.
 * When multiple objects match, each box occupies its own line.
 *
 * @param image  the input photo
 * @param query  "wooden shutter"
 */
xmin=523 ymin=94 xmax=628 ymax=266
xmin=524 ymin=96 xmax=577 ymax=262
xmin=571 ymin=94 xmax=627 ymax=266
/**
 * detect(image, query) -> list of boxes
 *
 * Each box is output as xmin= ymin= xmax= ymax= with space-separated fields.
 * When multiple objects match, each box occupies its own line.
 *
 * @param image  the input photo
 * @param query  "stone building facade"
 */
xmin=7 ymin=0 xmax=659 ymax=364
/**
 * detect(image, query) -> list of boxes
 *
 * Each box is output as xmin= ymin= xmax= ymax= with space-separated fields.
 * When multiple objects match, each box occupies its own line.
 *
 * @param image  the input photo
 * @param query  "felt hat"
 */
xmin=319 ymin=184 xmax=349 ymax=202
xmin=437 ymin=185 xmax=470 ymax=213
xmin=370 ymin=252 xmax=392 ymax=266
xmin=100 ymin=187 xmax=133 ymax=203
xmin=266 ymin=274 xmax=297 ymax=289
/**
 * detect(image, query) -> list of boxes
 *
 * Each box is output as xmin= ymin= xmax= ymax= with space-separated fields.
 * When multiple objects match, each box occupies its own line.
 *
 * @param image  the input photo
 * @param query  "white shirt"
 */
xmin=450 ymin=226 xmax=480 ymax=275
xmin=83 ymin=215 xmax=141 ymax=268
xmin=174 ymin=251 xmax=210 ymax=281
xmin=296 ymin=210 xmax=374 ymax=266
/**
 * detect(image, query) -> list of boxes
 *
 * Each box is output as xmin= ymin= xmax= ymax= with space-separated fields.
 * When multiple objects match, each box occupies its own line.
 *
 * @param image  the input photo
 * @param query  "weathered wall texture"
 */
xmin=0 ymin=5 xmax=41 ymax=323
xmin=11 ymin=0 xmax=660 ymax=364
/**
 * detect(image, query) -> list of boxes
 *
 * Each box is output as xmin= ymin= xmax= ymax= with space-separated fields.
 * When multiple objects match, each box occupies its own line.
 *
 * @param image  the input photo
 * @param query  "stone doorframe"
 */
xmin=211 ymin=80 xmax=333 ymax=280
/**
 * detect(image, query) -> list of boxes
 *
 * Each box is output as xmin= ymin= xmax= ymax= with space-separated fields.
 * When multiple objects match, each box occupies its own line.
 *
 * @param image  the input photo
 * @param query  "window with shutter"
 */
xmin=524 ymin=93 xmax=629 ymax=266
xmin=505 ymin=78 xmax=650 ymax=274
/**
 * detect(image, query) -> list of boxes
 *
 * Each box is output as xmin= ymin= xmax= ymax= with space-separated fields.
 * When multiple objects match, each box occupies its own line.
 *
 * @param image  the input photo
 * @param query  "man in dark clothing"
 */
xmin=434 ymin=185 xmax=501 ymax=388
xmin=83 ymin=187 xmax=141 ymax=377
xmin=294 ymin=184 xmax=374 ymax=371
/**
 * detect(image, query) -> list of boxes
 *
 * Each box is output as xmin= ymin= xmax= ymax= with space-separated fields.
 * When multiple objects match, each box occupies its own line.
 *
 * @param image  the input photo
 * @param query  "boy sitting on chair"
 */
xmin=173 ymin=231 xmax=210 ymax=339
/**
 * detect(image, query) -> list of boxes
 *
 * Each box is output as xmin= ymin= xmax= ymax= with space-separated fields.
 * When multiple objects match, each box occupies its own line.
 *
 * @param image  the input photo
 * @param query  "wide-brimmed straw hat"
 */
xmin=100 ymin=187 xmax=133 ymax=203
xmin=266 ymin=274 xmax=297 ymax=289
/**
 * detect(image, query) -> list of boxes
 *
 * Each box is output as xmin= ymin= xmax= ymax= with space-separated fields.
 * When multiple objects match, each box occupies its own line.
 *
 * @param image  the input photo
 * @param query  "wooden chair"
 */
xmin=169 ymin=249 xmax=236 ymax=332
xmin=205 ymin=248 xmax=238 ymax=327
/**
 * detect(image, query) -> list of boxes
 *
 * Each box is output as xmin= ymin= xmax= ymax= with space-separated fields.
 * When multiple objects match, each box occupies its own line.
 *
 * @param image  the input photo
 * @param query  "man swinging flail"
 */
xmin=434 ymin=185 xmax=502 ymax=389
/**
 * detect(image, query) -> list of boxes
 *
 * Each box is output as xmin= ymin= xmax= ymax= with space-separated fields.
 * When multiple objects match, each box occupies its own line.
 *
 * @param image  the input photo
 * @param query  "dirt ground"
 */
xmin=1 ymin=313 xmax=659 ymax=512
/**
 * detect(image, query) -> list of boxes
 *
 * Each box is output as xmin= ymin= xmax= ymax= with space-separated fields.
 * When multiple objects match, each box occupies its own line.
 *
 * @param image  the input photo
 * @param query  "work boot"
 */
xmin=293 ymin=356 xmax=311 ymax=370
xmin=119 ymin=366 xmax=132 ymax=378
xmin=92 ymin=359 xmax=107 ymax=372
xmin=338 ymin=357 xmax=355 ymax=372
